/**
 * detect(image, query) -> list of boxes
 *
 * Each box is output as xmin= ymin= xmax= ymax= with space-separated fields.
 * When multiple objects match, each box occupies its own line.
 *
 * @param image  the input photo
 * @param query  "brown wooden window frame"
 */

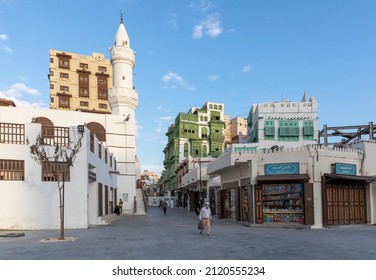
xmin=78 ymin=71 xmax=90 ymax=98
xmin=59 ymin=58 xmax=70 ymax=69
xmin=0 ymin=159 xmax=24 ymax=181
xmin=42 ymin=161 xmax=70 ymax=182
xmin=59 ymin=96 xmax=70 ymax=109
xmin=79 ymin=87 xmax=89 ymax=98
xmin=41 ymin=126 xmax=69 ymax=147
xmin=80 ymin=101 xmax=89 ymax=107
xmin=0 ymin=123 xmax=25 ymax=144
xmin=60 ymin=72 xmax=69 ymax=79
xmin=98 ymin=90 xmax=108 ymax=100
xmin=57 ymin=53 xmax=71 ymax=70
xmin=96 ymin=73 xmax=109 ymax=100
xmin=60 ymin=85 xmax=69 ymax=92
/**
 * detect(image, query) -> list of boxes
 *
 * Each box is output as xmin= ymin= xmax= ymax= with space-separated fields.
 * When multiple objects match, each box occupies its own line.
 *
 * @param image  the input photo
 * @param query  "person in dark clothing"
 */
xmin=162 ymin=201 xmax=167 ymax=215
xmin=195 ymin=203 xmax=200 ymax=215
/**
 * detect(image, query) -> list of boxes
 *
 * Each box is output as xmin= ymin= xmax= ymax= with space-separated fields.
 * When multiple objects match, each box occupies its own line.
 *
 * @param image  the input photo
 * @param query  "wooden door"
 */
xmin=105 ymin=185 xmax=109 ymax=215
xmin=304 ymin=183 xmax=314 ymax=225
xmin=255 ymin=185 xmax=263 ymax=224
xmin=325 ymin=183 xmax=366 ymax=225
xmin=98 ymin=183 xmax=103 ymax=216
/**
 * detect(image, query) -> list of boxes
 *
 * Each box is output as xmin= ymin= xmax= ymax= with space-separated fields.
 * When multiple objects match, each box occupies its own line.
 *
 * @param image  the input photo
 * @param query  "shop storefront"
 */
xmin=217 ymin=179 xmax=251 ymax=223
xmin=260 ymin=182 xmax=305 ymax=224
xmin=255 ymin=162 xmax=314 ymax=225
xmin=322 ymin=169 xmax=376 ymax=226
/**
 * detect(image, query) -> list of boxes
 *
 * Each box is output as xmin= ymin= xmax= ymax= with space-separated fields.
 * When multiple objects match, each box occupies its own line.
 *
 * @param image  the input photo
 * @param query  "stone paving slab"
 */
xmin=1 ymin=207 xmax=376 ymax=260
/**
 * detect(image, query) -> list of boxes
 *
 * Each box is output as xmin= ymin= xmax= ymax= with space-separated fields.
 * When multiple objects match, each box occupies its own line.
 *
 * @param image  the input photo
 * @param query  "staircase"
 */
xmin=135 ymin=189 xmax=147 ymax=215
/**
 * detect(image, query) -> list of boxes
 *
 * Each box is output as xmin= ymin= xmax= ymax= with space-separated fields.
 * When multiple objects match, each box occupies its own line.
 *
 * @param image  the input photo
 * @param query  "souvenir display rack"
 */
xmin=262 ymin=183 xmax=304 ymax=224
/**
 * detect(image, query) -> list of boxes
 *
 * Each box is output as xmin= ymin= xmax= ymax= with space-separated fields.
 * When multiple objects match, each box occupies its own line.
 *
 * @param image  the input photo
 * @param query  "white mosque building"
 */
xmin=0 ymin=17 xmax=143 ymax=230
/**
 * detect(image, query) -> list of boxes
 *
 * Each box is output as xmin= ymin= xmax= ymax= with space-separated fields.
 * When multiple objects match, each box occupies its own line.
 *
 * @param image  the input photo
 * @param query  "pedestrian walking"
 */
xmin=118 ymin=199 xmax=123 ymax=214
xmin=199 ymin=202 xmax=212 ymax=236
xmin=162 ymin=201 xmax=167 ymax=215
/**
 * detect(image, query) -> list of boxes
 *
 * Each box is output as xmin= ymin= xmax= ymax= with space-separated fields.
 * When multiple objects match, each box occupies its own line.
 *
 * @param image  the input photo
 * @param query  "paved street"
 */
xmin=1 ymin=206 xmax=376 ymax=260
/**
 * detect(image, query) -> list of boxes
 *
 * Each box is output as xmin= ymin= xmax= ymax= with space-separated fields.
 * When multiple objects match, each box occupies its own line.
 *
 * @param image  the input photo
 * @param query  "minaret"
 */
xmin=108 ymin=13 xmax=139 ymax=214
xmin=108 ymin=13 xmax=138 ymax=114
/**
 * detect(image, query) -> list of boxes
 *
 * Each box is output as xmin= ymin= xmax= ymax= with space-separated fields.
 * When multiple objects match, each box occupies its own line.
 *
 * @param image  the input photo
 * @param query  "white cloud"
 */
xmin=241 ymin=64 xmax=253 ymax=73
xmin=162 ymin=71 xmax=196 ymax=91
xmin=159 ymin=115 xmax=174 ymax=121
xmin=4 ymin=83 xmax=41 ymax=97
xmin=1 ymin=45 xmax=12 ymax=54
xmin=0 ymin=83 xmax=46 ymax=108
xmin=190 ymin=0 xmax=214 ymax=13
xmin=167 ymin=12 xmax=178 ymax=30
xmin=0 ymin=33 xmax=12 ymax=54
xmin=208 ymin=74 xmax=219 ymax=81
xmin=156 ymin=106 xmax=163 ymax=111
xmin=193 ymin=13 xmax=223 ymax=39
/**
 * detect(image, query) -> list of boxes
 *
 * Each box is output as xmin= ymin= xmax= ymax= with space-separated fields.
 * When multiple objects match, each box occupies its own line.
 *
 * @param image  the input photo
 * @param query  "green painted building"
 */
xmin=161 ymin=102 xmax=226 ymax=192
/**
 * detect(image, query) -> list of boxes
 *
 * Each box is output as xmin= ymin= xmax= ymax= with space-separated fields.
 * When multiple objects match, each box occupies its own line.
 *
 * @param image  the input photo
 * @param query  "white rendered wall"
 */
xmin=0 ymin=107 xmax=119 ymax=229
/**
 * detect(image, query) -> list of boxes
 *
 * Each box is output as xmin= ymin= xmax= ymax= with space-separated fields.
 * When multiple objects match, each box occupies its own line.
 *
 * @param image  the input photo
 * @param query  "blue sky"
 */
xmin=1 ymin=0 xmax=375 ymax=176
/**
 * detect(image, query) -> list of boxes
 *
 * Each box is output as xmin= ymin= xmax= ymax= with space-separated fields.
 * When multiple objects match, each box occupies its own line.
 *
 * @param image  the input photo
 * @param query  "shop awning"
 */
xmin=324 ymin=173 xmax=376 ymax=183
xmin=257 ymin=174 xmax=310 ymax=183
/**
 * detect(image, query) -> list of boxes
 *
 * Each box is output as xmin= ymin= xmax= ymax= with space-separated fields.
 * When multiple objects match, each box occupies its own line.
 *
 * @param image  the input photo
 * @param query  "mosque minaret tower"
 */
xmin=108 ymin=13 xmax=139 ymax=213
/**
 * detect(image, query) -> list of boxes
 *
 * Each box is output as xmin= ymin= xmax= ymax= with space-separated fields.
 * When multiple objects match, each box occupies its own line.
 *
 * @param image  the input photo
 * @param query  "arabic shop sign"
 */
xmin=335 ymin=163 xmax=356 ymax=176
xmin=265 ymin=162 xmax=299 ymax=175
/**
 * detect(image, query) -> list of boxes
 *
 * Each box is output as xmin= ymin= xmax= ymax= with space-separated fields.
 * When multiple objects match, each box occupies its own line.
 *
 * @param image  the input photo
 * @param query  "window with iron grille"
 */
xmin=42 ymin=161 xmax=70 ymax=182
xmin=0 ymin=159 xmax=24 ymax=181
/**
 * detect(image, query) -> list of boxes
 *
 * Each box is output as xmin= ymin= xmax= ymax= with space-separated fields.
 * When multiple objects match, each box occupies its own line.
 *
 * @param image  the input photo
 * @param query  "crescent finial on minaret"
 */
xmin=120 ymin=10 xmax=124 ymax=24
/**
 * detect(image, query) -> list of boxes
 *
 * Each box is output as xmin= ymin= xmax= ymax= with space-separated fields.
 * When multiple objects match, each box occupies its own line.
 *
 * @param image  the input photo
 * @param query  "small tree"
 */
xmin=27 ymin=126 xmax=84 ymax=240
